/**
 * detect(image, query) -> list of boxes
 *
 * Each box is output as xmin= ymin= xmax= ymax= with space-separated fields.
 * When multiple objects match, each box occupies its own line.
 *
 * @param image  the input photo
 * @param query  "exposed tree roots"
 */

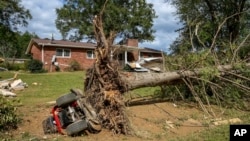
xmin=84 ymin=60 xmax=131 ymax=134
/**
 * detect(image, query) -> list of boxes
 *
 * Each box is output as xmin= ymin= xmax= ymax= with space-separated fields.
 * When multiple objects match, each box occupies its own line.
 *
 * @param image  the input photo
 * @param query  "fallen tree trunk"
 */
xmin=121 ymin=63 xmax=250 ymax=90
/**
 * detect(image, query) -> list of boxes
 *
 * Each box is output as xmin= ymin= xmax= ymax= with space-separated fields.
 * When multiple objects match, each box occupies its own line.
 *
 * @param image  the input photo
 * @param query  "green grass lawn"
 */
xmin=1 ymin=71 xmax=85 ymax=105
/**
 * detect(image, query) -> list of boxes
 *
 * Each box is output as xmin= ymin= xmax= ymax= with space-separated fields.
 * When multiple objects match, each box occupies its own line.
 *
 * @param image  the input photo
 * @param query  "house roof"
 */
xmin=25 ymin=38 xmax=97 ymax=54
xmin=26 ymin=38 xmax=162 ymax=54
xmin=112 ymin=45 xmax=162 ymax=53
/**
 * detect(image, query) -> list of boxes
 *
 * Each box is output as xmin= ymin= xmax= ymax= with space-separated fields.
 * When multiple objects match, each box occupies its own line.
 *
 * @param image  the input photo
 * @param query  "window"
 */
xmin=56 ymin=48 xmax=71 ymax=57
xmin=86 ymin=50 xmax=95 ymax=59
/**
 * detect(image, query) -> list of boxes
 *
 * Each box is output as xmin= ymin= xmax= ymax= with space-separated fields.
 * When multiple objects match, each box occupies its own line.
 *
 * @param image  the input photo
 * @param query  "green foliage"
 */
xmin=233 ymin=63 xmax=245 ymax=72
xmin=0 ymin=0 xmax=32 ymax=30
xmin=238 ymin=45 xmax=250 ymax=60
xmin=0 ymin=28 xmax=37 ymax=59
xmin=0 ymin=25 xmax=18 ymax=59
xmin=5 ymin=63 xmax=21 ymax=71
xmin=0 ymin=62 xmax=26 ymax=71
xmin=199 ymin=67 xmax=219 ymax=80
xmin=16 ymin=31 xmax=39 ymax=58
xmin=0 ymin=96 xmax=21 ymax=132
xmin=26 ymin=59 xmax=45 ymax=73
xmin=69 ymin=60 xmax=81 ymax=71
xmin=165 ymin=50 xmax=215 ymax=71
xmin=55 ymin=65 xmax=60 ymax=72
xmin=217 ymin=74 xmax=250 ymax=110
xmin=55 ymin=0 xmax=157 ymax=42
xmin=0 ymin=0 xmax=32 ymax=59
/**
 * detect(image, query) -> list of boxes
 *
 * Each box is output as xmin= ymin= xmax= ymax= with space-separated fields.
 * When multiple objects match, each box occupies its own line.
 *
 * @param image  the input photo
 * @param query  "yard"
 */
xmin=1 ymin=71 xmax=249 ymax=141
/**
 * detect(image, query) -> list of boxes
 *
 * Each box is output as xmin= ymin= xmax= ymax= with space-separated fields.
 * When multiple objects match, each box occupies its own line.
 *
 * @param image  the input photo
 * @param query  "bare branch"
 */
xmin=231 ymin=33 xmax=250 ymax=63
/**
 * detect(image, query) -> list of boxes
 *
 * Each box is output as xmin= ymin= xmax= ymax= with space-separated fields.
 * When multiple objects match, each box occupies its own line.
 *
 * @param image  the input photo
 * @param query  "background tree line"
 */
xmin=0 ymin=0 xmax=38 ymax=60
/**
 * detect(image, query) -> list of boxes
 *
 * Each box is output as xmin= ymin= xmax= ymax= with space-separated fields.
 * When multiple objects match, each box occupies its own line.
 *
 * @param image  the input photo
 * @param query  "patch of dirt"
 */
xmin=11 ymin=102 xmax=210 ymax=141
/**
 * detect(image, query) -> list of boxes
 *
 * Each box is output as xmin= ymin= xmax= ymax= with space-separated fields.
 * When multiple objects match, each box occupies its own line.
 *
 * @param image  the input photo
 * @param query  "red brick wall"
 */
xmin=71 ymin=48 xmax=96 ymax=70
xmin=43 ymin=47 xmax=56 ymax=71
xmin=127 ymin=39 xmax=138 ymax=47
xmin=30 ymin=44 xmax=41 ymax=61
xmin=127 ymin=39 xmax=139 ymax=61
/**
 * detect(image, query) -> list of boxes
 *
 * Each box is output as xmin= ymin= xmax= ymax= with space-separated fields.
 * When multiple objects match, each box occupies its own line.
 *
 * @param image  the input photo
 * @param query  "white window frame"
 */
xmin=86 ymin=50 xmax=95 ymax=59
xmin=56 ymin=48 xmax=71 ymax=58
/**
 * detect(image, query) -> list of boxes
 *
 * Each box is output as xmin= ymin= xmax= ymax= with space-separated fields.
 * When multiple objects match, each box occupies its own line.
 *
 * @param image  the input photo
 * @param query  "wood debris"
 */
xmin=0 ymin=73 xmax=28 ymax=97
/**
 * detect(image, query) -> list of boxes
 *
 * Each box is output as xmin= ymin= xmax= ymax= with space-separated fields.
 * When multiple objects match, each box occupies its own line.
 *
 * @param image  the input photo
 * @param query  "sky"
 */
xmin=20 ymin=0 xmax=181 ymax=52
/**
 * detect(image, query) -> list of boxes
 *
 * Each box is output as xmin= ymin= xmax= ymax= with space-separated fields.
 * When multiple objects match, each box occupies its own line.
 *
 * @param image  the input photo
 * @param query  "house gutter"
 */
xmin=37 ymin=43 xmax=96 ymax=49
xmin=112 ymin=45 xmax=145 ymax=51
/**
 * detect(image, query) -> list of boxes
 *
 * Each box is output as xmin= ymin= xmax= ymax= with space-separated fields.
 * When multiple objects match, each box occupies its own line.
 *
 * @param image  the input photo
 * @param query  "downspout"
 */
xmin=125 ymin=49 xmax=128 ymax=64
xmin=42 ymin=44 xmax=44 ymax=63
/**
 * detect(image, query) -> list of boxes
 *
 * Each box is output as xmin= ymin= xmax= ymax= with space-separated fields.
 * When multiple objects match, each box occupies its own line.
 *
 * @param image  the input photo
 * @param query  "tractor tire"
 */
xmin=66 ymin=120 xmax=88 ymax=136
xmin=56 ymin=93 xmax=77 ymax=107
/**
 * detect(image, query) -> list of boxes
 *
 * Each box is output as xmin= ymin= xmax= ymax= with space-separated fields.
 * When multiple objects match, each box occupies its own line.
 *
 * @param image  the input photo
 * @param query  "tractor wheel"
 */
xmin=56 ymin=93 xmax=77 ymax=107
xmin=66 ymin=120 xmax=88 ymax=136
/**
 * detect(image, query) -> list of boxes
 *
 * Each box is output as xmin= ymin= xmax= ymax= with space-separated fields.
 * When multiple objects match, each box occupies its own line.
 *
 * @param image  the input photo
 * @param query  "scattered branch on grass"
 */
xmin=217 ymin=76 xmax=250 ymax=92
xmin=188 ymin=75 xmax=222 ymax=89
xmin=231 ymin=33 xmax=250 ymax=64
xmin=174 ymin=86 xmax=185 ymax=100
xmin=222 ymin=70 xmax=250 ymax=82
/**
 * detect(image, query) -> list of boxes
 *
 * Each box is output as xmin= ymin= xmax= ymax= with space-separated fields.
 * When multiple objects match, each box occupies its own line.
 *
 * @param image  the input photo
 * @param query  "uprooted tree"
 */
xmin=80 ymin=1 xmax=250 ymax=135
xmin=83 ymin=4 xmax=130 ymax=134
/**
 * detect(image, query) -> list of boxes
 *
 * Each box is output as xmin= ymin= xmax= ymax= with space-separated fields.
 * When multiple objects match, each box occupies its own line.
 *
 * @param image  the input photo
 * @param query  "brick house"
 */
xmin=26 ymin=38 xmax=97 ymax=72
xmin=26 ymin=38 xmax=162 ymax=72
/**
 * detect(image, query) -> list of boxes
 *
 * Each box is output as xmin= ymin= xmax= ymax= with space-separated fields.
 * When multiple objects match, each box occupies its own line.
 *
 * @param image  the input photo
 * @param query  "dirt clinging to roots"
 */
xmin=84 ymin=61 xmax=131 ymax=134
